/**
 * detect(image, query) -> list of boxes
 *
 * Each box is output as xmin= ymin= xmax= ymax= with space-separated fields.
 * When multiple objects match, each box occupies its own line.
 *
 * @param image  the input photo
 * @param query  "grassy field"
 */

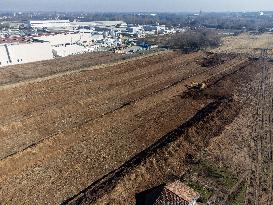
xmin=213 ymin=33 xmax=273 ymax=54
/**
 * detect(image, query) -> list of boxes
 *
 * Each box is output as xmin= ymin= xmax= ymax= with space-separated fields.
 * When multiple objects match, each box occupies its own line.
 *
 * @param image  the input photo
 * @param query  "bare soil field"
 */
xmin=0 ymin=51 xmax=153 ymax=86
xmin=0 ymin=50 xmax=269 ymax=205
xmin=67 ymin=56 xmax=265 ymax=205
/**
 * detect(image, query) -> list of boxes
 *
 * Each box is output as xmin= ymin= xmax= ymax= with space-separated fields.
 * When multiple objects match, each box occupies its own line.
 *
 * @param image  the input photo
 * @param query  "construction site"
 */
xmin=0 ymin=33 xmax=273 ymax=205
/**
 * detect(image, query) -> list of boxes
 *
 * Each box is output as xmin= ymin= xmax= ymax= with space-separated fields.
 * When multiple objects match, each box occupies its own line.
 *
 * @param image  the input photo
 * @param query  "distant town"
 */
xmin=0 ymin=12 xmax=189 ymax=67
xmin=1 ymin=11 xmax=273 ymax=67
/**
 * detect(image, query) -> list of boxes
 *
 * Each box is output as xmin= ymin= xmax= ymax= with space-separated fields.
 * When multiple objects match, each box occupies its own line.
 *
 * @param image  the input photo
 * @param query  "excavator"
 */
xmin=185 ymin=82 xmax=207 ymax=91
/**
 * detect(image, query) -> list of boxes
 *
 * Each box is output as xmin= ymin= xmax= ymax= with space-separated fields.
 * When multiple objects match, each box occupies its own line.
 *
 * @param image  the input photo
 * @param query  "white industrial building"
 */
xmin=128 ymin=26 xmax=144 ymax=36
xmin=52 ymin=44 xmax=90 ymax=57
xmin=32 ymin=33 xmax=106 ymax=57
xmin=0 ymin=45 xmax=10 ymax=67
xmin=143 ymin=24 xmax=166 ymax=34
xmin=0 ymin=20 xmax=171 ymax=67
xmin=0 ymin=43 xmax=53 ymax=67
xmin=95 ymin=21 xmax=127 ymax=28
xmin=29 ymin=20 xmax=127 ymax=30
xmin=29 ymin=20 xmax=71 ymax=29
xmin=72 ymin=21 xmax=127 ymax=28
xmin=33 ymin=33 xmax=104 ymax=46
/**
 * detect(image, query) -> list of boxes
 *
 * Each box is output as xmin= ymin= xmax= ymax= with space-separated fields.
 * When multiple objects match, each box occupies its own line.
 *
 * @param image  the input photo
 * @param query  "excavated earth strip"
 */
xmin=0 ymin=52 xmax=205 ymax=160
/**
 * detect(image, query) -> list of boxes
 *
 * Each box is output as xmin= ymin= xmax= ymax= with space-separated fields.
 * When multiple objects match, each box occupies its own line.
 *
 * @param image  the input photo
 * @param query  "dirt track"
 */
xmin=0 ymin=51 xmax=261 ymax=204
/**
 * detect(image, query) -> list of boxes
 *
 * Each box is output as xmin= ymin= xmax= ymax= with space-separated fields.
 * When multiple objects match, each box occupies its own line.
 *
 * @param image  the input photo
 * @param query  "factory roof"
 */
xmin=0 ymin=36 xmax=32 ymax=44
xmin=71 ymin=21 xmax=127 ymax=27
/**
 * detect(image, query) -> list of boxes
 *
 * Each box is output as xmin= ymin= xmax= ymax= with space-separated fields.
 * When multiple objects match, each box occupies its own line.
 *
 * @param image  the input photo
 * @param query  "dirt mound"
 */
xmin=197 ymin=53 xmax=236 ymax=68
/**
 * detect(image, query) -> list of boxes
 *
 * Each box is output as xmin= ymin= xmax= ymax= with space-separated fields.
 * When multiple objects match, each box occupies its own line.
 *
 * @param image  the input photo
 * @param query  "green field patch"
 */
xmin=191 ymin=160 xmax=238 ymax=190
xmin=230 ymin=183 xmax=247 ymax=205
xmin=187 ymin=180 xmax=213 ymax=202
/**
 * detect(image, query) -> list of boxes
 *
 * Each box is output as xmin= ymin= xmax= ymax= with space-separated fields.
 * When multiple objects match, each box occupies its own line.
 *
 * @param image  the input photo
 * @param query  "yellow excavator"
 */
xmin=186 ymin=82 xmax=206 ymax=91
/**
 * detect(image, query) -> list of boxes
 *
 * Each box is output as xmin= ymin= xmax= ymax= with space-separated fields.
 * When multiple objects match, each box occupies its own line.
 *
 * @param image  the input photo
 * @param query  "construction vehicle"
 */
xmin=186 ymin=82 xmax=206 ymax=91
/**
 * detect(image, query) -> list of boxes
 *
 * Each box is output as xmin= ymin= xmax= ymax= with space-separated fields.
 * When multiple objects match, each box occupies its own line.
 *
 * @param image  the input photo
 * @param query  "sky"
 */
xmin=1 ymin=0 xmax=273 ymax=12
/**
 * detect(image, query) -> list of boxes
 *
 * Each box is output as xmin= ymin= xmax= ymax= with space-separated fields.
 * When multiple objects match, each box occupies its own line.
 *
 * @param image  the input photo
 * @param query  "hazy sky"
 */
xmin=1 ymin=0 xmax=272 ymax=12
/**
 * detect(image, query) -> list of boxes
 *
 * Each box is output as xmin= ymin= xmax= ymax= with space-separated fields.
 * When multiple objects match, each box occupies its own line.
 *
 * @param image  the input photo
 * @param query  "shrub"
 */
xmin=166 ymin=30 xmax=221 ymax=53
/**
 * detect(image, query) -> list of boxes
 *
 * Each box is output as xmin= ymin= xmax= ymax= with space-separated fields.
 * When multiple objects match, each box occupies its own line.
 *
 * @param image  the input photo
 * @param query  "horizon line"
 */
xmin=0 ymin=10 xmax=272 ymax=13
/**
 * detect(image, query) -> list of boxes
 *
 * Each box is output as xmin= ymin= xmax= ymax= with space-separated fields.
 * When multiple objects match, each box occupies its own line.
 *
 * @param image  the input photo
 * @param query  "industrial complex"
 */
xmin=0 ymin=19 xmax=177 ymax=67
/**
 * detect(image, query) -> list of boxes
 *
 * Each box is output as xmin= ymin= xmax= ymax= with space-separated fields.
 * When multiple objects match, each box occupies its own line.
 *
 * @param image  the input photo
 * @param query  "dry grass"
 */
xmin=213 ymin=33 xmax=273 ymax=54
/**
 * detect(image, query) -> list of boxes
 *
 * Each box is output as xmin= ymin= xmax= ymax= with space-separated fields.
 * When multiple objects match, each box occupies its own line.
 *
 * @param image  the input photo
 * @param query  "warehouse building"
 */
xmin=29 ymin=20 xmax=71 ymax=29
xmin=52 ymin=44 xmax=91 ymax=57
xmin=33 ymin=33 xmax=104 ymax=46
xmin=0 ymin=43 xmax=53 ymax=67
xmin=57 ymin=20 xmax=127 ymax=30
xmin=32 ymin=33 xmax=105 ymax=57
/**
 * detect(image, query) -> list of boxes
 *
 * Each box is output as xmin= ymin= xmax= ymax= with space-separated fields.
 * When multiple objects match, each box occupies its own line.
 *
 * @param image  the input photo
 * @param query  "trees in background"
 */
xmin=165 ymin=30 xmax=221 ymax=53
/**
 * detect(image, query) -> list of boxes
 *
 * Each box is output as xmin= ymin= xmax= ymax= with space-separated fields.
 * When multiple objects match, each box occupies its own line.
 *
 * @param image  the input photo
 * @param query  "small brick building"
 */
xmin=154 ymin=181 xmax=200 ymax=205
xmin=136 ymin=180 xmax=200 ymax=205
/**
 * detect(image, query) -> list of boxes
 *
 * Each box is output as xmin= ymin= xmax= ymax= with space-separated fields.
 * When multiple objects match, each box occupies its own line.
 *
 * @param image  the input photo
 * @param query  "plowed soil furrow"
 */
xmin=0 ymin=51 xmax=154 ymax=86
xmin=0 ymin=52 xmax=200 ymax=121
xmin=0 ymin=51 xmax=181 ymax=99
xmin=0 ymin=97 xmax=211 ymax=205
xmin=63 ymin=97 xmax=230 ymax=205
xmin=245 ymin=60 xmax=273 ymax=205
xmin=0 ymin=54 xmax=238 ymax=123
xmin=0 ymin=57 xmax=244 ymax=161
xmin=0 ymin=53 xmax=173 ymax=105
